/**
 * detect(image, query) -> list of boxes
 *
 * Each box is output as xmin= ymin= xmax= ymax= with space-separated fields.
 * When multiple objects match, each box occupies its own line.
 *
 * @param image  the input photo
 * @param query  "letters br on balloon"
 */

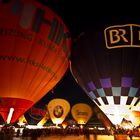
xmin=104 ymin=24 xmax=140 ymax=49
xmin=0 ymin=0 xmax=71 ymax=124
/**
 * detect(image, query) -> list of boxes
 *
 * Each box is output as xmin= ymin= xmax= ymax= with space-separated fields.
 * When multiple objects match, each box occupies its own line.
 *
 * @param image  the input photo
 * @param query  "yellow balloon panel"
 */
xmin=47 ymin=98 xmax=70 ymax=125
xmin=71 ymin=103 xmax=93 ymax=125
xmin=18 ymin=115 xmax=27 ymax=126
xmin=37 ymin=115 xmax=49 ymax=126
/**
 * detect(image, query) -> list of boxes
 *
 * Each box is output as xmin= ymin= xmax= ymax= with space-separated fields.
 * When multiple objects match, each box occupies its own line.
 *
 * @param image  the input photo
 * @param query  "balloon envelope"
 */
xmin=0 ymin=0 xmax=71 ymax=123
xmin=70 ymin=16 xmax=140 ymax=126
xmin=24 ymin=106 xmax=49 ymax=125
xmin=71 ymin=103 xmax=93 ymax=125
xmin=47 ymin=98 xmax=70 ymax=125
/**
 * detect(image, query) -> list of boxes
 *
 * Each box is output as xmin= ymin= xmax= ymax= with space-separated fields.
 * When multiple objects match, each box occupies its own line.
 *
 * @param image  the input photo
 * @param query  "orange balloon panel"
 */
xmin=0 ymin=0 xmax=71 ymax=123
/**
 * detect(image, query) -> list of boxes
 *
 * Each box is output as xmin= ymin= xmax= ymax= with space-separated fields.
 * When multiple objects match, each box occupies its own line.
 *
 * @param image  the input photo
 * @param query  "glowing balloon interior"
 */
xmin=47 ymin=98 xmax=70 ymax=125
xmin=70 ymin=17 xmax=140 ymax=127
xmin=0 ymin=0 xmax=71 ymax=124
xmin=71 ymin=103 xmax=93 ymax=125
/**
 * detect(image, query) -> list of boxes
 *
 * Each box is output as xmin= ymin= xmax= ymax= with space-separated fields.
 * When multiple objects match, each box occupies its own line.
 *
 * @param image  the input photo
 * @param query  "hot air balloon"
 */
xmin=0 ymin=0 xmax=71 ymax=124
xmin=24 ymin=105 xmax=49 ymax=125
xmin=71 ymin=103 xmax=93 ymax=126
xmin=47 ymin=98 xmax=70 ymax=126
xmin=70 ymin=16 xmax=140 ymax=128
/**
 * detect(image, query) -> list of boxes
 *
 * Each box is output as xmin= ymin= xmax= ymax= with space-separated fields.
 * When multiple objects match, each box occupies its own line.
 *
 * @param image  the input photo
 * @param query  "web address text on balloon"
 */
xmin=0 ymin=28 xmax=67 ymax=61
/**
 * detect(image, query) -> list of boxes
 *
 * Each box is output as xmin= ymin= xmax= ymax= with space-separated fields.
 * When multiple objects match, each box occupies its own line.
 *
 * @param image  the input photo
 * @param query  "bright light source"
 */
xmin=6 ymin=108 xmax=14 ymax=124
xmin=79 ymin=124 xmax=84 ymax=129
xmin=18 ymin=122 xmax=25 ymax=126
xmin=26 ymin=125 xmax=45 ymax=129
xmin=52 ymin=118 xmax=63 ymax=126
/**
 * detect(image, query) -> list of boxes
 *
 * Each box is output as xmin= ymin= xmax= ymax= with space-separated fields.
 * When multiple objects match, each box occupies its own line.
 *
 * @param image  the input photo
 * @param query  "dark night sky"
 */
xmin=36 ymin=69 xmax=94 ymax=108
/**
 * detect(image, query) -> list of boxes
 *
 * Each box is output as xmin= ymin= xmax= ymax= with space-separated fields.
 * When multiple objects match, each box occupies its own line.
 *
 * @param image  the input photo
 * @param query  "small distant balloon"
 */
xmin=47 ymin=98 xmax=70 ymax=125
xmin=71 ymin=103 xmax=93 ymax=125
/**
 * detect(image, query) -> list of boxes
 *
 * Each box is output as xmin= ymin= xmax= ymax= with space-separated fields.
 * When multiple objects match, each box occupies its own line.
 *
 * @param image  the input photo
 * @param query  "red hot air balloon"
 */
xmin=70 ymin=16 xmax=140 ymax=128
xmin=0 ymin=0 xmax=71 ymax=124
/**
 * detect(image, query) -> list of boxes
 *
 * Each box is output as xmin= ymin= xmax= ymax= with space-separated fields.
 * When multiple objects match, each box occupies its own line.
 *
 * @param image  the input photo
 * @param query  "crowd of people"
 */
xmin=0 ymin=124 xmax=139 ymax=139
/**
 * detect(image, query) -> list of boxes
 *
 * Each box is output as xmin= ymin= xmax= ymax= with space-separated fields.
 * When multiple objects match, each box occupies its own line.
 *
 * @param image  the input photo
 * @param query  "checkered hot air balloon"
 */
xmin=70 ymin=16 xmax=140 ymax=127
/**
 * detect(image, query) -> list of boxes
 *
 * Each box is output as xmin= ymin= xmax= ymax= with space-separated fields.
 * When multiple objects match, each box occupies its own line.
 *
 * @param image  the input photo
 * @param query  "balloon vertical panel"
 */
xmin=0 ymin=0 xmax=71 ymax=123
